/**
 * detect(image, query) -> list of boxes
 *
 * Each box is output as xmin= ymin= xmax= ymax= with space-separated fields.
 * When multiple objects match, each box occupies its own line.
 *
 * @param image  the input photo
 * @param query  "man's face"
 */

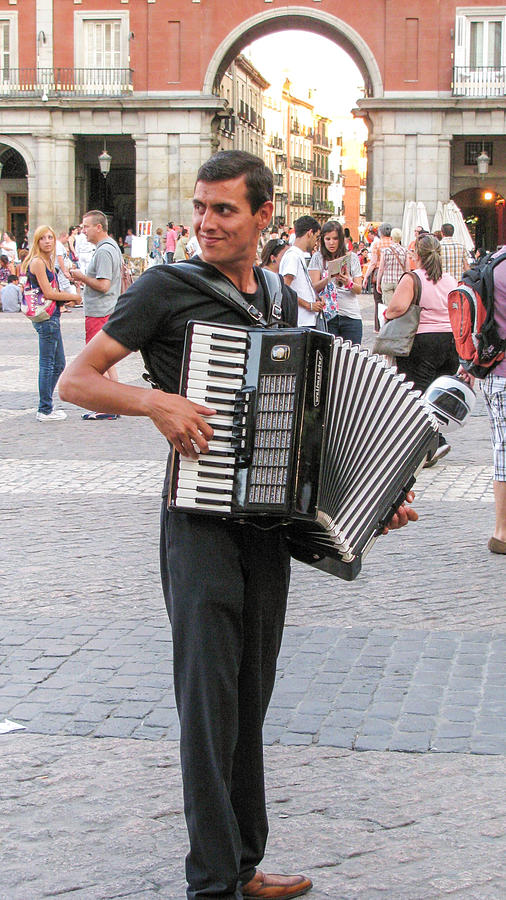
xmin=307 ymin=229 xmax=320 ymax=252
xmin=193 ymin=176 xmax=272 ymax=270
xmin=82 ymin=217 xmax=103 ymax=245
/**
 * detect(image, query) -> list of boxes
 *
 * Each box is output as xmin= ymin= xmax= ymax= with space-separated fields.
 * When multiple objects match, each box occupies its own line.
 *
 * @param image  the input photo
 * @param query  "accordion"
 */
xmin=169 ymin=321 xmax=438 ymax=580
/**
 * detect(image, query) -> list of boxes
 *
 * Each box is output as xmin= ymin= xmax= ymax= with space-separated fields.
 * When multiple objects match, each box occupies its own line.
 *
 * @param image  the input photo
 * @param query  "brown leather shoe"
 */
xmin=242 ymin=868 xmax=313 ymax=899
xmin=488 ymin=536 xmax=506 ymax=554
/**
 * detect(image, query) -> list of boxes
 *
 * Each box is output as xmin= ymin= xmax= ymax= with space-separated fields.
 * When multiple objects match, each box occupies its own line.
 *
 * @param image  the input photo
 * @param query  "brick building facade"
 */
xmin=1 ymin=1 xmax=506 ymax=246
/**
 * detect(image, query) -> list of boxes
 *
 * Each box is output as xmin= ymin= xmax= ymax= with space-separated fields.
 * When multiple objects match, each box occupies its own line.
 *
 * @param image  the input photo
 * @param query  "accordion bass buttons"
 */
xmin=231 ymin=385 xmax=257 ymax=467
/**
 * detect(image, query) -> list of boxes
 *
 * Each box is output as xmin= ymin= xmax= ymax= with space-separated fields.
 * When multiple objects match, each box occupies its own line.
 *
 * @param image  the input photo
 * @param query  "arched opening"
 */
xmin=206 ymin=11 xmax=375 ymax=233
xmin=452 ymin=187 xmax=506 ymax=252
xmin=204 ymin=10 xmax=382 ymax=98
xmin=0 ymin=143 xmax=29 ymax=247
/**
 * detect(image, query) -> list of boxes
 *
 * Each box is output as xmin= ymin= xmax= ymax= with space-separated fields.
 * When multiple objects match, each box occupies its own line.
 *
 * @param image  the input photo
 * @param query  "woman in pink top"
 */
xmin=384 ymin=233 xmax=458 ymax=465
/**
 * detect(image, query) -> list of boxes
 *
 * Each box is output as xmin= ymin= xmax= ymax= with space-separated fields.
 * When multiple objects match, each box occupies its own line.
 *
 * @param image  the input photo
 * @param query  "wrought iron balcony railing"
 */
xmin=0 ymin=68 xmax=133 ymax=97
xmin=452 ymin=66 xmax=506 ymax=98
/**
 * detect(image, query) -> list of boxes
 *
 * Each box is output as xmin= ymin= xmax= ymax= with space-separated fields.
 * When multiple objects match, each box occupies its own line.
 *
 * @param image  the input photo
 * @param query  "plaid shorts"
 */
xmin=482 ymin=375 xmax=506 ymax=481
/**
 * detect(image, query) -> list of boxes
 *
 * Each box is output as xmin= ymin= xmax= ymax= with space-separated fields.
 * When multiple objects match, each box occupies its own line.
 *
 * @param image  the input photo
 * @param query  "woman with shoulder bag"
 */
xmin=22 ymin=225 xmax=81 ymax=422
xmin=383 ymin=232 xmax=458 ymax=465
xmin=309 ymin=220 xmax=363 ymax=344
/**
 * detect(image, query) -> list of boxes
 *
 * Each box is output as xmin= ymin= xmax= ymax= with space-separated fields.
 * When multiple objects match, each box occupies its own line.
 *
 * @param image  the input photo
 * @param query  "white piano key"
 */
xmin=175 ymin=497 xmax=232 ymax=511
xmin=192 ymin=323 xmax=248 ymax=340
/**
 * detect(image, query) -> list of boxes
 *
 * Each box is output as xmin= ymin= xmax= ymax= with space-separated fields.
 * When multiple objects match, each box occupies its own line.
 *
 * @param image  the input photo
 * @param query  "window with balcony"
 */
xmin=454 ymin=8 xmax=506 ymax=96
xmin=73 ymin=11 xmax=130 ymax=95
xmin=0 ymin=14 xmax=17 ymax=82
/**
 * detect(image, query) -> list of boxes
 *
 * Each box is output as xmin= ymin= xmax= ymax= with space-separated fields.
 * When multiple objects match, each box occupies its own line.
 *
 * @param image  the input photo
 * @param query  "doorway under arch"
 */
xmin=452 ymin=187 xmax=506 ymax=252
xmin=0 ymin=143 xmax=29 ymax=247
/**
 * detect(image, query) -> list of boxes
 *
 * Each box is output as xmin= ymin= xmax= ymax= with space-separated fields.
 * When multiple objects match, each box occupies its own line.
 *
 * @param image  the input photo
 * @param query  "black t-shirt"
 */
xmin=103 ymin=258 xmax=297 ymax=395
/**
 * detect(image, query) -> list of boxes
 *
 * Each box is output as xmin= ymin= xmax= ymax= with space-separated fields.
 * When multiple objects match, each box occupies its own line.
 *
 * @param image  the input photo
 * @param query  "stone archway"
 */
xmin=452 ymin=187 xmax=506 ymax=251
xmin=203 ymin=8 xmax=383 ymax=99
xmin=0 ymin=138 xmax=32 ymax=245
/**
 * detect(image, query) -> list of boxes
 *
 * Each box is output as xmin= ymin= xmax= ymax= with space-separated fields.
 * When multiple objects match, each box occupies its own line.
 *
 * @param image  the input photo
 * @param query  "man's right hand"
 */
xmin=313 ymin=299 xmax=325 ymax=313
xmin=146 ymin=392 xmax=216 ymax=459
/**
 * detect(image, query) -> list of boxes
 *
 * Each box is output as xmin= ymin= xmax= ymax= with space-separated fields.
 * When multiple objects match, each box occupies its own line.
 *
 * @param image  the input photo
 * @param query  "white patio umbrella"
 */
xmin=401 ymin=200 xmax=430 ymax=246
xmin=401 ymin=201 xmax=416 ymax=247
xmin=432 ymin=201 xmax=444 ymax=234
xmin=434 ymin=200 xmax=474 ymax=252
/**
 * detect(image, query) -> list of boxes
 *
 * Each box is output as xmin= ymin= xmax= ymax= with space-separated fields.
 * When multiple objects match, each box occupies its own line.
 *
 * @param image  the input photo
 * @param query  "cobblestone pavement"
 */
xmin=1 ymin=301 xmax=505 ymax=899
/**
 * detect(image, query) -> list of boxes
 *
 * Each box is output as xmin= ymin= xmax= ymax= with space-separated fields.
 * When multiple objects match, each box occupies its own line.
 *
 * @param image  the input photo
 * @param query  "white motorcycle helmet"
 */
xmin=424 ymin=375 xmax=476 ymax=432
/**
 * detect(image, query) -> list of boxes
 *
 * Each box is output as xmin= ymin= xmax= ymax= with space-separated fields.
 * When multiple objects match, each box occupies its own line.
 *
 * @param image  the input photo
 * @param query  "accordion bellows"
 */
xmin=170 ymin=322 xmax=438 ymax=580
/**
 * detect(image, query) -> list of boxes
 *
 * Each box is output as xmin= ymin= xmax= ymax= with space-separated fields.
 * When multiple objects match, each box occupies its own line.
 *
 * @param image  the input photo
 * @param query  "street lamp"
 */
xmin=98 ymin=143 xmax=112 ymax=178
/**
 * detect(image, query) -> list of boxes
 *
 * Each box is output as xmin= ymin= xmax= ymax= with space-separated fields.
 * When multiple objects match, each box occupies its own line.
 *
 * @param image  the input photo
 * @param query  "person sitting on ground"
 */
xmin=0 ymin=253 xmax=15 ymax=283
xmin=0 ymin=273 xmax=22 ymax=312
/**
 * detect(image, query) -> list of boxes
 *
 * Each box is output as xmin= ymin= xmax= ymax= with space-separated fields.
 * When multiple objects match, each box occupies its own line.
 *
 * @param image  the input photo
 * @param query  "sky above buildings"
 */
xmin=244 ymin=31 xmax=366 ymax=121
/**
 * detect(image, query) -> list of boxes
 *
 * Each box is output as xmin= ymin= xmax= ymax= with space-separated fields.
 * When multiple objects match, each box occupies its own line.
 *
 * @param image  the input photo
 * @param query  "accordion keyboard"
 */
xmin=175 ymin=323 xmax=249 ymax=511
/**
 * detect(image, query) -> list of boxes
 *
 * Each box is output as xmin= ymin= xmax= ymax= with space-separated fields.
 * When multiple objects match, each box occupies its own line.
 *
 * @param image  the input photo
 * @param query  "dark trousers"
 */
xmin=160 ymin=506 xmax=291 ymax=898
xmin=395 ymin=331 xmax=459 ymax=394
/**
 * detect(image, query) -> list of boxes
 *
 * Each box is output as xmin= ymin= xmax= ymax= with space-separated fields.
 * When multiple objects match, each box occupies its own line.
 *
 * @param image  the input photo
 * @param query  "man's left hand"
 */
xmin=382 ymin=491 xmax=418 ymax=534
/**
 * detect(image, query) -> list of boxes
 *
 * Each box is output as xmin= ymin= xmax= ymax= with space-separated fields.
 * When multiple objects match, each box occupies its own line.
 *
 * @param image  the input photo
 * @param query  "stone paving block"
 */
xmin=440 ymin=706 xmax=477 ymax=723
xmin=26 ymin=714 xmax=80 ymax=735
xmin=318 ymin=727 xmax=355 ymax=748
xmin=396 ymin=714 xmax=436 ymax=733
xmin=264 ymin=708 xmax=291 ymax=726
xmin=401 ymin=697 xmax=441 ymax=716
xmin=279 ymin=732 xmax=313 ymax=746
xmin=8 ymin=701 xmax=50 ymax=720
xmin=470 ymin=738 xmax=506 ymax=754
xmin=475 ymin=716 xmax=506 ymax=735
xmin=367 ymin=701 xmax=403 ymax=719
xmin=388 ymin=731 xmax=431 ymax=752
xmin=93 ymin=717 xmax=140 ymax=738
xmin=131 ymin=724 xmax=169 ymax=741
xmin=262 ymin=725 xmax=284 ymax=744
xmin=359 ymin=717 xmax=394 ymax=736
xmin=143 ymin=707 xmax=179 ymax=729
xmin=0 ymin=682 xmax=35 ymax=698
xmin=433 ymin=722 xmax=473 ymax=739
xmin=113 ymin=699 xmax=156 ymax=719
xmin=431 ymin=738 xmax=473 ymax=752
xmin=74 ymin=701 xmax=118 ymax=721
xmin=286 ymin=715 xmax=324 ymax=734
xmin=354 ymin=734 xmax=391 ymax=751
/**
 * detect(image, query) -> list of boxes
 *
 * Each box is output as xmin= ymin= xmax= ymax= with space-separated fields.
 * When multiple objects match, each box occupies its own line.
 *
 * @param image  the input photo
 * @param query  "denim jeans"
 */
xmin=32 ymin=309 xmax=66 ymax=414
xmin=327 ymin=313 xmax=363 ymax=345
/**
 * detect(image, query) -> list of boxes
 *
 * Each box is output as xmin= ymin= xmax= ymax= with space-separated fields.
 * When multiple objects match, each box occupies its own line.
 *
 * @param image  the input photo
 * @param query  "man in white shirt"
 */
xmin=74 ymin=224 xmax=95 ymax=273
xmin=279 ymin=215 xmax=323 ymax=325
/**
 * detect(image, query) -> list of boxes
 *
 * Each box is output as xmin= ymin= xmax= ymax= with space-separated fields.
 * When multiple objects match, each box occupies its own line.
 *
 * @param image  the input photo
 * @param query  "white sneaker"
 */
xmin=36 ymin=410 xmax=67 ymax=422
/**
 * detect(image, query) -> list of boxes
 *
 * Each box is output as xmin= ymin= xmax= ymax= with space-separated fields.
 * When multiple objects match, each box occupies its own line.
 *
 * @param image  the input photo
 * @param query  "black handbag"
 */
xmin=372 ymin=272 xmax=422 ymax=357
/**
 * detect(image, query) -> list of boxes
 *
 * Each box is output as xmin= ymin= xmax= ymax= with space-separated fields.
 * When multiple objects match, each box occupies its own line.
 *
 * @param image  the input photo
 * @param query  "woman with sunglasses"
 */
xmin=309 ymin=220 xmax=363 ymax=344
xmin=260 ymin=238 xmax=289 ymax=273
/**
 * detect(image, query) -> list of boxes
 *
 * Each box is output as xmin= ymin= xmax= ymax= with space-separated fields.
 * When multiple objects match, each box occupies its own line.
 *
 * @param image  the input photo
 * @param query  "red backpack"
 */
xmin=447 ymin=249 xmax=506 ymax=378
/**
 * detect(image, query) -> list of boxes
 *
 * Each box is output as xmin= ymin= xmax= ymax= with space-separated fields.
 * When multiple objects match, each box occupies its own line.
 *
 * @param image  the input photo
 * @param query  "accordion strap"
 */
xmin=166 ymin=260 xmax=282 ymax=327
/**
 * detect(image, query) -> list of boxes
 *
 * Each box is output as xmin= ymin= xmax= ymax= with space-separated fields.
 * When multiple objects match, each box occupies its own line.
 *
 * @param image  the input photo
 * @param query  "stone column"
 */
xmin=53 ymin=134 xmax=77 ymax=232
xmin=132 ymin=135 xmax=149 ymax=223
xmin=30 ymin=134 xmax=57 ymax=227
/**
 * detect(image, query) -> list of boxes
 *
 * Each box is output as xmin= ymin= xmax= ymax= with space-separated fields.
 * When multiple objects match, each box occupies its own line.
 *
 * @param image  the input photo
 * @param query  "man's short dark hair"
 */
xmin=294 ymin=216 xmax=321 ymax=238
xmin=7 ymin=273 xmax=18 ymax=283
xmin=442 ymin=223 xmax=454 ymax=237
xmin=378 ymin=222 xmax=392 ymax=237
xmin=83 ymin=210 xmax=108 ymax=231
xmin=196 ymin=150 xmax=273 ymax=214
